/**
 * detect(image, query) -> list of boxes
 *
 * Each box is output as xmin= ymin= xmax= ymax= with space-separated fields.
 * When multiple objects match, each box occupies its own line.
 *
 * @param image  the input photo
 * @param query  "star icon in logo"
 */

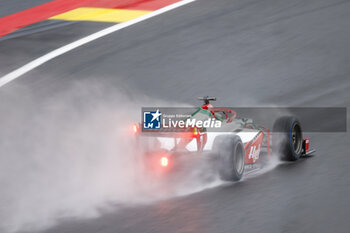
xmin=150 ymin=109 xmax=161 ymax=122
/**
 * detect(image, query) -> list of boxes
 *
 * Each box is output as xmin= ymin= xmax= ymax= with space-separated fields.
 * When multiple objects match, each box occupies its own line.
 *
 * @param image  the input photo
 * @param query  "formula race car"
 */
xmin=133 ymin=97 xmax=315 ymax=181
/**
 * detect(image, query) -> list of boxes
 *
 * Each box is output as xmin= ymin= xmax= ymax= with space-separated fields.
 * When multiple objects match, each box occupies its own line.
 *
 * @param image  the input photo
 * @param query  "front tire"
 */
xmin=213 ymin=135 xmax=245 ymax=181
xmin=272 ymin=116 xmax=303 ymax=161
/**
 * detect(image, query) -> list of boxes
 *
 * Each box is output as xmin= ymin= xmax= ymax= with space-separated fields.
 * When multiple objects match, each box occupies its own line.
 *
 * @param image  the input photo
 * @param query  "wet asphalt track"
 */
xmin=0 ymin=0 xmax=51 ymax=18
xmin=1 ymin=0 xmax=350 ymax=232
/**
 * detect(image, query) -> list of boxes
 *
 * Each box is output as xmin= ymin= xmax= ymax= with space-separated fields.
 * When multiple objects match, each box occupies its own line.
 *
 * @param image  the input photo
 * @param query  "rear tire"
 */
xmin=272 ymin=116 xmax=303 ymax=161
xmin=213 ymin=135 xmax=245 ymax=181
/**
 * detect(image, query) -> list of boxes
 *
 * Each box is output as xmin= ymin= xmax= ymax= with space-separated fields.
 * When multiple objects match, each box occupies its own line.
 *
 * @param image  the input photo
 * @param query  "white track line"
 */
xmin=0 ymin=0 xmax=195 ymax=88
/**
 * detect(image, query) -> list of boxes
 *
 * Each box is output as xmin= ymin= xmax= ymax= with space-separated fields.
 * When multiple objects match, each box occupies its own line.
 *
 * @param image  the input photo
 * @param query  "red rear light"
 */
xmin=160 ymin=157 xmax=168 ymax=167
xmin=304 ymin=138 xmax=310 ymax=152
xmin=133 ymin=124 xmax=138 ymax=133
xmin=193 ymin=127 xmax=199 ymax=136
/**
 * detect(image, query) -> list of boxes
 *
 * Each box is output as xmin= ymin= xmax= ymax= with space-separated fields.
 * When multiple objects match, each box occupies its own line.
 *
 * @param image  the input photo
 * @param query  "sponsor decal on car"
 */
xmin=248 ymin=144 xmax=261 ymax=162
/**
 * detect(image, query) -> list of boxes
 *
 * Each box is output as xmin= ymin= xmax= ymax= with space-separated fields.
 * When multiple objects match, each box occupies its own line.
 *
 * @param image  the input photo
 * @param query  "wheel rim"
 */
xmin=291 ymin=123 xmax=302 ymax=155
xmin=234 ymin=144 xmax=244 ymax=175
